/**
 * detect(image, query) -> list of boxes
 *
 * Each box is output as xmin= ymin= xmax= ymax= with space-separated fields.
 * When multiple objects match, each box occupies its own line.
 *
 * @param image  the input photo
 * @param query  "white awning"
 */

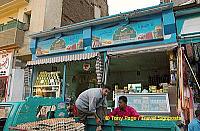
xmin=108 ymin=43 xmax=178 ymax=56
xmin=27 ymin=52 xmax=99 ymax=66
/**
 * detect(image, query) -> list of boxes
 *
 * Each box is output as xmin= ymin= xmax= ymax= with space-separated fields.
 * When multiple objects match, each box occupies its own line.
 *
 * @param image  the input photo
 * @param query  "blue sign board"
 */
xmin=36 ymin=33 xmax=83 ymax=56
xmin=92 ymin=18 xmax=163 ymax=48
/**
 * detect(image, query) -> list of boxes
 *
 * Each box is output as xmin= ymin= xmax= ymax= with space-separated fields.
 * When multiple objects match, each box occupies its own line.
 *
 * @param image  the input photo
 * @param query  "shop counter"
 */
xmin=86 ymin=118 xmax=180 ymax=131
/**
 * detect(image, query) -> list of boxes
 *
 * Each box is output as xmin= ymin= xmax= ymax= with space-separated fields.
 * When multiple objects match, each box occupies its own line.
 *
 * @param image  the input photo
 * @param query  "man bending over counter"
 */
xmin=75 ymin=86 xmax=110 ymax=125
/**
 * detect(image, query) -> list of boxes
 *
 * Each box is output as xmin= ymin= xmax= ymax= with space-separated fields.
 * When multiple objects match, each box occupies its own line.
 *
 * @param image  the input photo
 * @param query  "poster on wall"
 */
xmin=0 ymin=52 xmax=13 ymax=77
xmin=36 ymin=33 xmax=83 ymax=56
xmin=92 ymin=18 xmax=163 ymax=48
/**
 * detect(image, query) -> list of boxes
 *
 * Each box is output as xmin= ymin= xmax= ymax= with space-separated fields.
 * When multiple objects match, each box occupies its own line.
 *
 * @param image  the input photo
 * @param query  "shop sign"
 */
xmin=83 ymin=63 xmax=90 ymax=71
xmin=36 ymin=33 xmax=83 ymax=56
xmin=92 ymin=18 xmax=163 ymax=48
xmin=0 ymin=52 xmax=13 ymax=77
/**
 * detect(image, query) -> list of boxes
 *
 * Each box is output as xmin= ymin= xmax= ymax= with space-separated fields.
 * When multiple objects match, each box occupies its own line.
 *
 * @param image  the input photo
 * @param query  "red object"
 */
xmin=146 ymin=32 xmax=153 ymax=40
xmin=73 ymin=104 xmax=79 ymax=116
xmin=109 ymin=106 xmax=140 ymax=117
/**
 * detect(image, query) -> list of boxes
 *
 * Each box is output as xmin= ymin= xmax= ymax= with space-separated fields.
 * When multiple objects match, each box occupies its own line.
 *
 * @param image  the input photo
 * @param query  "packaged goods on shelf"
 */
xmin=33 ymin=71 xmax=61 ymax=97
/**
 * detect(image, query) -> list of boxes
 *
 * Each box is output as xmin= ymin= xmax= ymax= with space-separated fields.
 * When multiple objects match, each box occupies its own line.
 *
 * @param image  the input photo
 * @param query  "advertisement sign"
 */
xmin=36 ymin=33 xmax=83 ymax=56
xmin=0 ymin=52 xmax=13 ymax=77
xmin=92 ymin=18 xmax=163 ymax=48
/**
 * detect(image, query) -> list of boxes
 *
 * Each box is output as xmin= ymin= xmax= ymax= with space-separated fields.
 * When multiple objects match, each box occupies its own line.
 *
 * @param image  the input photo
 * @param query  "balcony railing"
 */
xmin=0 ymin=20 xmax=25 ymax=49
xmin=0 ymin=20 xmax=25 ymax=32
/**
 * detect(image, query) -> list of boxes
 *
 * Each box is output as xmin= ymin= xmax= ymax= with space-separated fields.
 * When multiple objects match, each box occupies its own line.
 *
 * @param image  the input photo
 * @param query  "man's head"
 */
xmin=102 ymin=86 xmax=110 ymax=96
xmin=195 ymin=109 xmax=200 ymax=120
xmin=118 ymin=96 xmax=127 ymax=110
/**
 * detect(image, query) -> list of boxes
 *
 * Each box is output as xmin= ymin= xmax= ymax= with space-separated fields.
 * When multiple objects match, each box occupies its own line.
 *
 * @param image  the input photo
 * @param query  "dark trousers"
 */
xmin=78 ymin=107 xmax=107 ymax=125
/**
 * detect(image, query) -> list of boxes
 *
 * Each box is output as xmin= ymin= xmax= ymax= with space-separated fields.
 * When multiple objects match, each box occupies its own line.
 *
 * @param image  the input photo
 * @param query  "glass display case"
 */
xmin=114 ymin=93 xmax=170 ymax=115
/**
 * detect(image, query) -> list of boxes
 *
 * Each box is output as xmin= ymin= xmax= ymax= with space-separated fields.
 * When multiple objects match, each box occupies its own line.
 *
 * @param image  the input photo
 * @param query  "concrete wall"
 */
xmin=61 ymin=0 xmax=94 ymax=26
xmin=61 ymin=0 xmax=108 ymax=26
xmin=43 ymin=0 xmax=63 ymax=31
xmin=94 ymin=0 xmax=108 ymax=17
xmin=86 ymin=0 xmax=108 ymax=17
xmin=28 ymin=0 xmax=46 ymax=33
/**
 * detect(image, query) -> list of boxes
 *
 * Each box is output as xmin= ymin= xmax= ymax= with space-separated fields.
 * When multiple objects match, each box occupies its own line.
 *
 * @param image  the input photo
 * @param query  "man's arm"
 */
xmin=88 ymin=97 xmax=100 ymax=118
xmin=108 ymin=108 xmax=118 ymax=117
xmin=88 ymin=97 xmax=101 ymax=124
xmin=130 ymin=107 xmax=140 ymax=117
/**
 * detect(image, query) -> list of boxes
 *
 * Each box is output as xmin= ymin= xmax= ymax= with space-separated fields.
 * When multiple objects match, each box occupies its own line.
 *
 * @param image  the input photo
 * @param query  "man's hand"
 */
xmin=96 ymin=118 xmax=101 ymax=124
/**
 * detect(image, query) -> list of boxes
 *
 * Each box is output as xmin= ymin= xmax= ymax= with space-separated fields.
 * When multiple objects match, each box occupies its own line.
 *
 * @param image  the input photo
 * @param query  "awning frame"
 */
xmin=26 ymin=52 xmax=99 ymax=66
xmin=107 ymin=43 xmax=178 ymax=57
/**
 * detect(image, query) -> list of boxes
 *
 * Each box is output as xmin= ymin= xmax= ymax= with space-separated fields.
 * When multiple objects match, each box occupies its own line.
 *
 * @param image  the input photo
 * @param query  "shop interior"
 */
xmin=106 ymin=51 xmax=177 ymax=113
xmin=33 ymin=59 xmax=98 ymax=100
xmin=107 ymin=51 xmax=172 ymax=93
xmin=65 ymin=59 xmax=97 ymax=101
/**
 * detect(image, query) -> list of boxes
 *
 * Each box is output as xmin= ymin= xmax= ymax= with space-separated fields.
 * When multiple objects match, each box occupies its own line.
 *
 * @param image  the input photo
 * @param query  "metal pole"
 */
xmin=62 ymin=63 xmax=67 ymax=102
xmin=30 ymin=66 xmax=35 ymax=97
xmin=183 ymin=53 xmax=200 ymax=89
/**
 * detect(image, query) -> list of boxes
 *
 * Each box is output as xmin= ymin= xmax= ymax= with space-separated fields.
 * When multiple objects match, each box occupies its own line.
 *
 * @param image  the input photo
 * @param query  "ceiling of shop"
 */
xmin=109 ymin=51 xmax=169 ymax=72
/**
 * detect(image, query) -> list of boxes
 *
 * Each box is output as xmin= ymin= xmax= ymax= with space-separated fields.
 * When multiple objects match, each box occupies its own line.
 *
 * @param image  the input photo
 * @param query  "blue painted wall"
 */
xmin=31 ymin=5 xmax=177 ymax=60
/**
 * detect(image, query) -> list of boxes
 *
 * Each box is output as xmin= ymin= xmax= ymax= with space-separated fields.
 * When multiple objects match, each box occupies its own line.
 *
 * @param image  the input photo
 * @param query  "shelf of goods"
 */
xmin=10 ymin=118 xmax=85 ymax=131
xmin=33 ymin=71 xmax=61 ymax=97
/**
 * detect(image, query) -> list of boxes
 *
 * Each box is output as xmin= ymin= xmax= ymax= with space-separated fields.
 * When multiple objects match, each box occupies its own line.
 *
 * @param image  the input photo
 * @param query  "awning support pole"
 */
xmin=183 ymin=53 xmax=200 ymax=90
xmin=62 ymin=63 xmax=67 ymax=102
xmin=29 ymin=66 xmax=35 ymax=97
xmin=103 ymin=52 xmax=108 ymax=85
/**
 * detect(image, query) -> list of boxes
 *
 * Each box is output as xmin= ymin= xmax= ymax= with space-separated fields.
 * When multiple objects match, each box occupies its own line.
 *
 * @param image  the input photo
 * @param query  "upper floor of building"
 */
xmin=0 ymin=0 xmax=108 ymax=51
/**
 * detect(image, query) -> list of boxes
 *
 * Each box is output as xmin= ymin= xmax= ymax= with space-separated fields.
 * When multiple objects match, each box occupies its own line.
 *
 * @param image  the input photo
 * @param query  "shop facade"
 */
xmin=27 ymin=3 xmax=178 ymax=115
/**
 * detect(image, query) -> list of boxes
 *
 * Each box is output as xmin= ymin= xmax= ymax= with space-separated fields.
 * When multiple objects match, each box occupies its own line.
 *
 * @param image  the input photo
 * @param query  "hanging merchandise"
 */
xmin=193 ymin=44 xmax=200 ymax=62
xmin=103 ymin=55 xmax=109 ymax=85
xmin=185 ymin=44 xmax=193 ymax=60
xmin=96 ymin=53 xmax=104 ymax=85
xmin=178 ymin=48 xmax=184 ymax=108
xmin=178 ymin=47 xmax=197 ymax=125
